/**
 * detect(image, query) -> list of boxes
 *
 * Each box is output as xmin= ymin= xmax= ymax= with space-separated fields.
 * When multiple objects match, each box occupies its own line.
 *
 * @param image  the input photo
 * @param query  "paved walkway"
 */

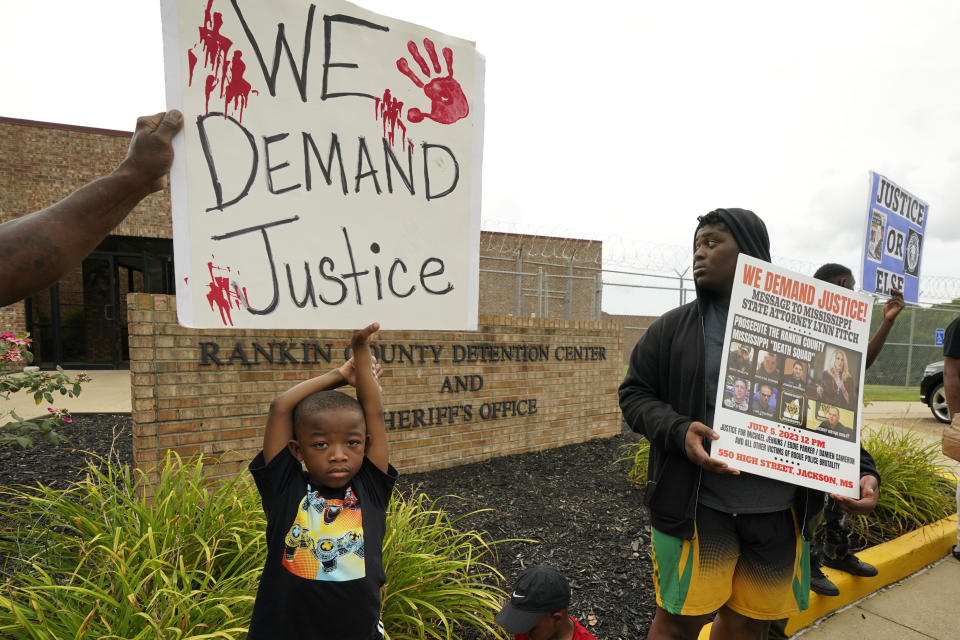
xmin=2 ymin=381 xmax=957 ymax=638
xmin=798 ymin=555 xmax=960 ymax=639
xmin=2 ymin=369 xmax=132 ymax=418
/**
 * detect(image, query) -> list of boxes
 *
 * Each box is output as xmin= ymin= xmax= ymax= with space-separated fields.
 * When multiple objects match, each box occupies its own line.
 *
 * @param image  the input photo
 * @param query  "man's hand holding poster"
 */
xmin=161 ymin=0 xmax=484 ymax=328
xmin=714 ymin=255 xmax=871 ymax=498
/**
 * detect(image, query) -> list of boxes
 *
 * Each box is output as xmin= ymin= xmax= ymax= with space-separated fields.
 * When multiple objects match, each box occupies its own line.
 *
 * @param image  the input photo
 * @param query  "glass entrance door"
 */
xmin=25 ymin=237 xmax=174 ymax=369
xmin=26 ymin=254 xmax=118 ymax=368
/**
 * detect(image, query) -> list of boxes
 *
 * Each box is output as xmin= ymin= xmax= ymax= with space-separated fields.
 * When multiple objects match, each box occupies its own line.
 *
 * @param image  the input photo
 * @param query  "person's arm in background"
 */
xmin=865 ymin=288 xmax=905 ymax=369
xmin=0 ymin=111 xmax=182 ymax=307
xmin=944 ymin=355 xmax=960 ymax=419
xmin=944 ymin=318 xmax=960 ymax=420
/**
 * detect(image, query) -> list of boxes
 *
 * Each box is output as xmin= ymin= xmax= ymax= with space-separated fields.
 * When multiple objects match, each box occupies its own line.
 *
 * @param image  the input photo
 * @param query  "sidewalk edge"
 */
xmin=784 ymin=513 xmax=958 ymax=635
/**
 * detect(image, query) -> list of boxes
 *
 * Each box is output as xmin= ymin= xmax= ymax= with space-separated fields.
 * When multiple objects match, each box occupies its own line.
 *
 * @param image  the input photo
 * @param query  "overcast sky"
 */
xmin=2 ymin=0 xmax=958 ymax=315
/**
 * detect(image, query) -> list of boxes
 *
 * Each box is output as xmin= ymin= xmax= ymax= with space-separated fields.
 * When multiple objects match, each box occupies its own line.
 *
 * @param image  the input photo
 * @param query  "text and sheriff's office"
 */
xmin=197 ymin=339 xmax=608 ymax=430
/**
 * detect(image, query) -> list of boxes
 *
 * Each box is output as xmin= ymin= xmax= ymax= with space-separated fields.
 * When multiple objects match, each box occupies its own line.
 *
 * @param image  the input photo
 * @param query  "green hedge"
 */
xmin=0 ymin=454 xmax=510 ymax=640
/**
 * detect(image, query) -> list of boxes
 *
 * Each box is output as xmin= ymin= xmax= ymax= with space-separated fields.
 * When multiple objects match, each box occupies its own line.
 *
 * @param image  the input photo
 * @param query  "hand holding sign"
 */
xmin=829 ymin=475 xmax=880 ymax=515
xmin=396 ymin=38 xmax=469 ymax=124
xmin=122 ymin=111 xmax=184 ymax=194
xmin=883 ymin=287 xmax=905 ymax=322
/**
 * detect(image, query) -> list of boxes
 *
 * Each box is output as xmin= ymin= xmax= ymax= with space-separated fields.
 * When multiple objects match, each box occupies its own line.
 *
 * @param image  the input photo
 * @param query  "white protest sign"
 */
xmin=161 ymin=0 xmax=484 ymax=328
xmin=713 ymin=255 xmax=871 ymax=498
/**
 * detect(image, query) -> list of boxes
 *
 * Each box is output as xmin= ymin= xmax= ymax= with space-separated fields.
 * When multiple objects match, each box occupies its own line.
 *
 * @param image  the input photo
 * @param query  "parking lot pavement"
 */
xmin=0 ymin=369 xmax=132 ymax=419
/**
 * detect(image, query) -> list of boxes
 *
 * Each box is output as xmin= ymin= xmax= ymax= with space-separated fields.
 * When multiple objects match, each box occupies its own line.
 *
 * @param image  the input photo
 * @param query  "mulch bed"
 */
xmin=0 ymin=413 xmax=657 ymax=638
xmin=0 ymin=413 xmax=133 ymax=491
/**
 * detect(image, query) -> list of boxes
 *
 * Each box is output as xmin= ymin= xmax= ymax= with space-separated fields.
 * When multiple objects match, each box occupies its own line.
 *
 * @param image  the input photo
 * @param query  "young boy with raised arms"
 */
xmin=247 ymin=322 xmax=397 ymax=639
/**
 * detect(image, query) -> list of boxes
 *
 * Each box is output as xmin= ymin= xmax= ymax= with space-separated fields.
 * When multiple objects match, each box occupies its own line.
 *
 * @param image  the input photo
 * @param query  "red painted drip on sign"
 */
xmin=187 ymin=49 xmax=198 ymax=86
xmin=205 ymin=260 xmax=247 ymax=326
xmin=376 ymin=89 xmax=407 ymax=149
xmin=204 ymin=74 xmax=217 ymax=114
xmin=186 ymin=0 xmax=257 ymax=120
xmin=203 ymin=0 xmax=214 ymax=28
xmin=223 ymin=50 xmax=257 ymax=122
xmin=199 ymin=11 xmax=232 ymax=77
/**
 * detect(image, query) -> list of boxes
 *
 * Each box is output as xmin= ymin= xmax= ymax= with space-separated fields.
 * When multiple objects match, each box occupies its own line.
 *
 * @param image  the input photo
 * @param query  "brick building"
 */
xmin=605 ymin=313 xmax=658 ymax=367
xmin=0 ymin=116 xmax=605 ymax=369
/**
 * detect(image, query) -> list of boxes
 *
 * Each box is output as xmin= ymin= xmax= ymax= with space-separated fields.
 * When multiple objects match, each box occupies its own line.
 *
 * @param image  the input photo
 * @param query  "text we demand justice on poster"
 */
xmin=714 ymin=255 xmax=871 ymax=498
xmin=161 ymin=0 xmax=485 ymax=329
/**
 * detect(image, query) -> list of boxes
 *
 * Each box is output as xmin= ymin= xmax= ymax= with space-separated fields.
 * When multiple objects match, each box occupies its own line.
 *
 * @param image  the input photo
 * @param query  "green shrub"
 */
xmin=0 ymin=453 xmax=263 ymax=639
xmin=846 ymin=426 xmax=957 ymax=548
xmin=382 ymin=492 xmax=509 ymax=640
xmin=616 ymin=439 xmax=650 ymax=490
xmin=0 ymin=455 xmax=509 ymax=639
xmin=0 ymin=330 xmax=90 ymax=449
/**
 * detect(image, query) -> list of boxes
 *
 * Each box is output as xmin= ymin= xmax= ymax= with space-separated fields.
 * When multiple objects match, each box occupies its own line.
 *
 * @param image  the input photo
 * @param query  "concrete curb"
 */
xmin=696 ymin=513 xmax=958 ymax=639
xmin=783 ymin=513 xmax=958 ymax=635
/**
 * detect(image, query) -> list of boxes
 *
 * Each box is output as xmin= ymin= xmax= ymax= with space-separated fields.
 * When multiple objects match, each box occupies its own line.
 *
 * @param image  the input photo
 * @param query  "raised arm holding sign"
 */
xmin=0 ymin=111 xmax=182 ymax=307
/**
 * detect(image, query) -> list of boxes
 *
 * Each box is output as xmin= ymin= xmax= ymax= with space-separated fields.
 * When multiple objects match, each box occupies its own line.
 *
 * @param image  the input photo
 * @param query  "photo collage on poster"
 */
xmin=724 ymin=314 xmax=860 ymax=442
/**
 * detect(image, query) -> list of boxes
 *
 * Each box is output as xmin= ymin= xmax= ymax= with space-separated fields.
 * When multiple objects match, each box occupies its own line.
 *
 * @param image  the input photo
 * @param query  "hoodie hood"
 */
xmin=697 ymin=208 xmax=771 ymax=262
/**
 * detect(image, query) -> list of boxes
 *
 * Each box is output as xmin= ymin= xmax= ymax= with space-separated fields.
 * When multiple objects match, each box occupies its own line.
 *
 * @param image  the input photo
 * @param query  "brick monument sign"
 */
xmin=128 ymin=294 xmax=622 ymax=481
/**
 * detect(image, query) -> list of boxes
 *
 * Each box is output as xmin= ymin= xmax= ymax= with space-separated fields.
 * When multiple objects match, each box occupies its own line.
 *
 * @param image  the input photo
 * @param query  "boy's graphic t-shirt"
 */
xmin=283 ymin=483 xmax=365 ymax=581
xmin=248 ymin=448 xmax=398 ymax=639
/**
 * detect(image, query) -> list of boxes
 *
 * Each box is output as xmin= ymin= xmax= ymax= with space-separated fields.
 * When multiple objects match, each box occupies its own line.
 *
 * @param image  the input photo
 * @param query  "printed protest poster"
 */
xmin=860 ymin=172 xmax=928 ymax=303
xmin=161 ymin=0 xmax=484 ymax=328
xmin=713 ymin=255 xmax=872 ymax=498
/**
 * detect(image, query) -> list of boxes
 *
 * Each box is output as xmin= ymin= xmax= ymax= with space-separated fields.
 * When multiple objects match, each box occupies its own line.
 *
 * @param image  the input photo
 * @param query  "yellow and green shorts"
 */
xmin=651 ymin=505 xmax=809 ymax=620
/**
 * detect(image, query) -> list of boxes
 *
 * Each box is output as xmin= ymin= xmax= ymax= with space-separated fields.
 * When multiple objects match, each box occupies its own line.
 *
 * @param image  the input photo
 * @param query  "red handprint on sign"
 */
xmin=396 ymin=39 xmax=469 ymax=124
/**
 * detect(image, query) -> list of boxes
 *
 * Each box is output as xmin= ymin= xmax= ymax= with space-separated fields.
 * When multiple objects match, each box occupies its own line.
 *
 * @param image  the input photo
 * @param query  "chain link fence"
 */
xmin=863 ymin=302 xmax=960 ymax=387
xmin=479 ymin=222 xmax=960 ymax=378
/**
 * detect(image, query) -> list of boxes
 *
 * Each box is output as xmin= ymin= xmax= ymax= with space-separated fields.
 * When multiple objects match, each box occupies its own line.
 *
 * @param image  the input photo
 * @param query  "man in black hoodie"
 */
xmin=620 ymin=209 xmax=880 ymax=640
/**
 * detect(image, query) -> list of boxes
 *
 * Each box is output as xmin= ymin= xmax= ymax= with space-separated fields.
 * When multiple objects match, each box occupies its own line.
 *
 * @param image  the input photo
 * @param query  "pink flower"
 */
xmin=5 ymin=350 xmax=22 ymax=362
xmin=63 ymin=417 xmax=72 ymax=423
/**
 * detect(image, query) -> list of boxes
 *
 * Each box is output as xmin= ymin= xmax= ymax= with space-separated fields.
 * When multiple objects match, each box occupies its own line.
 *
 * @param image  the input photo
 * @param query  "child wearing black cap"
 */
xmin=495 ymin=565 xmax=598 ymax=640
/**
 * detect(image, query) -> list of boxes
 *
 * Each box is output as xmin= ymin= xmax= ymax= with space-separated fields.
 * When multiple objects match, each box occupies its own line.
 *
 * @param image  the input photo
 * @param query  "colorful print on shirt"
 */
xmin=282 ymin=483 xmax=365 ymax=581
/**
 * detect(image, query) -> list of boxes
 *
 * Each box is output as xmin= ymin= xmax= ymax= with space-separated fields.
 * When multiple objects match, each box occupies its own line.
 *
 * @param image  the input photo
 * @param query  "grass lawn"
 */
xmin=863 ymin=384 xmax=919 ymax=402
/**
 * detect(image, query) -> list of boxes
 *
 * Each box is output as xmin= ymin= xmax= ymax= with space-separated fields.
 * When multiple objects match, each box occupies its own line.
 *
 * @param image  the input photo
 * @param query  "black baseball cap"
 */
xmin=494 ymin=565 xmax=571 ymax=634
